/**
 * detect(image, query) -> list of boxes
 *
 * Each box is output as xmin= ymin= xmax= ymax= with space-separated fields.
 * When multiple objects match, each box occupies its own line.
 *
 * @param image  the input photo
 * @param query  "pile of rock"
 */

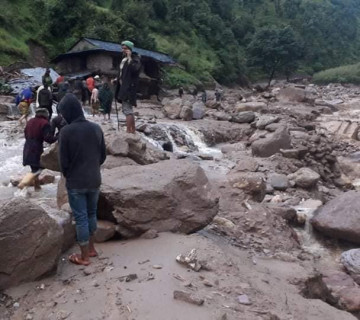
xmin=162 ymin=96 xmax=207 ymax=121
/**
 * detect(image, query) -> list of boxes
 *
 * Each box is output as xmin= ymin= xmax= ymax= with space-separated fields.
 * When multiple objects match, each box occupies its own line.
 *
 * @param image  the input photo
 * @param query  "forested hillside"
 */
xmin=2 ymin=0 xmax=360 ymax=86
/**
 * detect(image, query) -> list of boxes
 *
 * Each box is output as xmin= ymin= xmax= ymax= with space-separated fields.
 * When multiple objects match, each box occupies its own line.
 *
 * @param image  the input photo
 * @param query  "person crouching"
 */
xmin=23 ymin=108 xmax=57 ymax=190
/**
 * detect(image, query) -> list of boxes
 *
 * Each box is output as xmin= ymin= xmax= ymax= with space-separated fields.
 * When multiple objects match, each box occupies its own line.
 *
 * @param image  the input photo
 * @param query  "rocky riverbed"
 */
xmin=1 ymin=81 xmax=360 ymax=319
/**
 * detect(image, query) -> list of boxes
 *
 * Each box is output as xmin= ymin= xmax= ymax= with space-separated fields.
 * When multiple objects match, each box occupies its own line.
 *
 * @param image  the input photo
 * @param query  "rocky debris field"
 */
xmin=2 ymin=81 xmax=360 ymax=319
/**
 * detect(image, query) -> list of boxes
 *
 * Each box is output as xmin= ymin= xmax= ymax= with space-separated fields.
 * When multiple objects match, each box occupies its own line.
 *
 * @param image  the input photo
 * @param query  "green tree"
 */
xmin=153 ymin=0 xmax=168 ymax=20
xmin=247 ymin=26 xmax=303 ymax=86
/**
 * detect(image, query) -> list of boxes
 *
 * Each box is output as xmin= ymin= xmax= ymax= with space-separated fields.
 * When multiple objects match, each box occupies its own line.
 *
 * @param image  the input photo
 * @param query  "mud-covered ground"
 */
xmin=1 ymin=82 xmax=360 ymax=319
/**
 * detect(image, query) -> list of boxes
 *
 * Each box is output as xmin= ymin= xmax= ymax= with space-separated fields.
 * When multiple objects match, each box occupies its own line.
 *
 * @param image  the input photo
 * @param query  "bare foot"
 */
xmin=89 ymin=250 xmax=98 ymax=258
xmin=68 ymin=253 xmax=90 ymax=266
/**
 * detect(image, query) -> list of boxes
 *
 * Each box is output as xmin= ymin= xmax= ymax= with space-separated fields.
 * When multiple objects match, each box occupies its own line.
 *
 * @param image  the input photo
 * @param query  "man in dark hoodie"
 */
xmin=58 ymin=93 xmax=106 ymax=266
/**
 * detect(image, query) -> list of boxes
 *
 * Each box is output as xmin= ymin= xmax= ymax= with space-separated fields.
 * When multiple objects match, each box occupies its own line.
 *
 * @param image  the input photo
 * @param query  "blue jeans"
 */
xmin=67 ymin=188 xmax=100 ymax=246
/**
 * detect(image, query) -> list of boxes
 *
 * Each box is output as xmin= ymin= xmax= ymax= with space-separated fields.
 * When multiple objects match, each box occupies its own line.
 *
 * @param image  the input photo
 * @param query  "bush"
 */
xmin=163 ymin=67 xmax=201 ymax=88
xmin=313 ymin=63 xmax=360 ymax=85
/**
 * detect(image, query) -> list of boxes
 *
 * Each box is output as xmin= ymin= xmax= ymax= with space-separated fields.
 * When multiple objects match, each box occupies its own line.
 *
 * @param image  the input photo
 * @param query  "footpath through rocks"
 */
xmin=1 ymin=82 xmax=360 ymax=319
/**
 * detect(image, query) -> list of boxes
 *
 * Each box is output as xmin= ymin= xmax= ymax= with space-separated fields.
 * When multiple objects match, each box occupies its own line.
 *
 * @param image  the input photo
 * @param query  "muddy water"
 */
xmin=0 ymin=120 xmax=58 ymax=201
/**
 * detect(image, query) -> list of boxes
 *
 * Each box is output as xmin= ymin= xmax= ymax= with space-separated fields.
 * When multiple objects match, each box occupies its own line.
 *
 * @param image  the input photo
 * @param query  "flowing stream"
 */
xmin=0 ymin=112 xmax=341 ymax=263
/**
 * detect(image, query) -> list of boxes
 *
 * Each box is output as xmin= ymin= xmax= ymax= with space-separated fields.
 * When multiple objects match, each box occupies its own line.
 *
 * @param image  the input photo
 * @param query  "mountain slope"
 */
xmin=2 ymin=0 xmax=360 ymax=86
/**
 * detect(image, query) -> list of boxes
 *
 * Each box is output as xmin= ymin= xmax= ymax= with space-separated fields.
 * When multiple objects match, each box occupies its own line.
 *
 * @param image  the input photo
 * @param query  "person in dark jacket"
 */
xmin=115 ymin=40 xmax=141 ymax=133
xmin=57 ymin=80 xmax=70 ymax=102
xmin=23 ymin=108 xmax=57 ymax=190
xmin=50 ymin=114 xmax=67 ymax=137
xmin=58 ymin=93 xmax=106 ymax=266
xmin=73 ymin=78 xmax=83 ymax=102
xmin=42 ymin=68 xmax=53 ymax=87
xmin=99 ymin=82 xmax=113 ymax=120
xmin=38 ymin=85 xmax=53 ymax=120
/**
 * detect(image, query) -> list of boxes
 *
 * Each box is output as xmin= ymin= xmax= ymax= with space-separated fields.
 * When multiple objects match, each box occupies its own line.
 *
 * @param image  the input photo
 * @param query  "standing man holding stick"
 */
xmin=115 ymin=40 xmax=141 ymax=134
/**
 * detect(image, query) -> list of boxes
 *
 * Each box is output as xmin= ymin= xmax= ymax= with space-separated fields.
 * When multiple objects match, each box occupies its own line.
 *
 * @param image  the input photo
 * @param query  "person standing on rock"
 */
xmin=86 ymin=75 xmax=95 ymax=102
xmin=57 ymin=80 xmax=70 ymax=103
xmin=17 ymin=87 xmax=33 ymax=125
xmin=42 ymin=68 xmax=53 ymax=88
xmin=37 ymin=85 xmax=53 ymax=120
xmin=22 ymin=108 xmax=57 ymax=190
xmin=90 ymin=85 xmax=100 ymax=116
xmin=115 ymin=40 xmax=141 ymax=133
xmin=202 ymin=91 xmax=207 ymax=104
xmin=99 ymin=82 xmax=113 ymax=121
xmin=58 ymin=93 xmax=106 ymax=266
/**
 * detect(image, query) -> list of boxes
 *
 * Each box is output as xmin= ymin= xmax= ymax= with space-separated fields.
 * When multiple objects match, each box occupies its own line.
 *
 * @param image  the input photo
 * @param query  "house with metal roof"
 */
xmin=53 ymin=38 xmax=176 ymax=97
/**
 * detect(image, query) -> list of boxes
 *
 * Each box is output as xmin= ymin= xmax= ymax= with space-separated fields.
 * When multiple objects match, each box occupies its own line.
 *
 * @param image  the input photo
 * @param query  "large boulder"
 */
xmin=267 ymin=173 xmax=288 ymax=191
xmin=98 ymin=160 xmax=218 ymax=237
xmin=163 ymin=98 xmax=183 ymax=119
xmin=341 ymin=249 xmax=360 ymax=284
xmin=228 ymin=172 xmax=266 ymax=202
xmin=57 ymin=176 xmax=68 ymax=209
xmin=212 ymin=111 xmax=231 ymax=121
xmin=0 ymin=199 xmax=63 ymax=290
xmin=0 ymin=103 xmax=10 ymax=114
xmin=106 ymin=132 xmax=169 ymax=165
xmin=192 ymin=102 xmax=206 ymax=120
xmin=278 ymin=87 xmax=307 ymax=103
xmin=205 ymin=100 xmax=220 ymax=110
xmin=256 ymin=115 xmax=280 ymax=129
xmin=338 ymin=154 xmax=360 ymax=181
xmin=231 ymin=156 xmax=259 ymax=172
xmin=251 ymin=127 xmax=291 ymax=157
xmin=288 ymin=168 xmax=320 ymax=188
xmin=107 ymin=137 xmax=129 ymax=156
xmin=230 ymin=111 xmax=255 ymax=124
xmin=180 ymin=105 xmax=193 ymax=121
xmin=311 ymin=191 xmax=360 ymax=244
xmin=95 ymin=220 xmax=116 ymax=243
xmin=189 ymin=120 xmax=252 ymax=146
xmin=102 ymin=155 xmax=138 ymax=170
xmin=45 ymin=206 xmax=76 ymax=252
xmin=235 ymin=101 xmax=266 ymax=113
xmin=41 ymin=143 xmax=60 ymax=172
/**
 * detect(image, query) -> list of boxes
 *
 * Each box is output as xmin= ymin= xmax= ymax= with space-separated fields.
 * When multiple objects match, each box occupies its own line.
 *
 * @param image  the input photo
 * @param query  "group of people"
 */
xmin=21 ymin=40 xmax=141 ymax=266
xmin=87 ymin=75 xmax=114 ymax=121
xmin=178 ymin=87 xmax=223 ymax=102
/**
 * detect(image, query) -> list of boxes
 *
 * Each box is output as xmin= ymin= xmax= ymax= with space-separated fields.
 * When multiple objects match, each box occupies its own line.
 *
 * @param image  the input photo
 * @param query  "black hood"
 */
xmin=58 ymin=93 xmax=84 ymax=124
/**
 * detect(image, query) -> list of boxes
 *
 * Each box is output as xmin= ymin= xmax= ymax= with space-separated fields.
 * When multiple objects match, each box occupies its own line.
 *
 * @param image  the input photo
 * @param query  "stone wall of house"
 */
xmin=57 ymin=57 xmax=84 ymax=74
xmin=87 ymin=53 xmax=113 ymax=73
xmin=69 ymin=40 xmax=96 ymax=53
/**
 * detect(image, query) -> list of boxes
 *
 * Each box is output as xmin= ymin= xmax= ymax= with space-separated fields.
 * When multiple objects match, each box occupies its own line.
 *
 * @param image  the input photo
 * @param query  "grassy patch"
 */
xmin=313 ymin=63 xmax=360 ymax=84
xmin=163 ymin=67 xmax=201 ymax=88
xmin=153 ymin=33 xmax=218 ymax=85
xmin=0 ymin=0 xmax=39 ymax=65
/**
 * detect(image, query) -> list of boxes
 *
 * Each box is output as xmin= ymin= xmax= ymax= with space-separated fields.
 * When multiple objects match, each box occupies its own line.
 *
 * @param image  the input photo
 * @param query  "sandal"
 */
xmin=68 ymin=253 xmax=90 ymax=266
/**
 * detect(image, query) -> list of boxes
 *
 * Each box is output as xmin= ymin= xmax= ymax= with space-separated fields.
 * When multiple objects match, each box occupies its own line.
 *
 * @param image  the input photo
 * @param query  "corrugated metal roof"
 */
xmin=85 ymin=38 xmax=175 ymax=64
xmin=55 ymin=38 xmax=176 ymax=64
xmin=8 ymin=68 xmax=59 ymax=94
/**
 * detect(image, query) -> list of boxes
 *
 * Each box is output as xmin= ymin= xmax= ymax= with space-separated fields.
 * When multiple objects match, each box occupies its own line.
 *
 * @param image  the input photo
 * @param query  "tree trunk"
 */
xmin=268 ymin=69 xmax=276 ymax=88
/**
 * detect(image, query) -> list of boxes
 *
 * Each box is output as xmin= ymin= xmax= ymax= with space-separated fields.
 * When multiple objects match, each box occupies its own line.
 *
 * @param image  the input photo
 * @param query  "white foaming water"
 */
xmin=176 ymin=124 xmax=222 ymax=157
xmin=141 ymin=122 xmax=222 ymax=158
